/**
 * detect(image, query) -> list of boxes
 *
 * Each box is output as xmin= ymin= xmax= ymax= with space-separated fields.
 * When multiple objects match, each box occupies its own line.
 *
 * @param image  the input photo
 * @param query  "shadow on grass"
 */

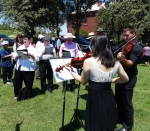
xmin=32 ymin=87 xmax=42 ymax=97
xmin=59 ymin=109 xmax=85 ymax=131
xmin=15 ymin=121 xmax=23 ymax=131
xmin=53 ymin=83 xmax=59 ymax=90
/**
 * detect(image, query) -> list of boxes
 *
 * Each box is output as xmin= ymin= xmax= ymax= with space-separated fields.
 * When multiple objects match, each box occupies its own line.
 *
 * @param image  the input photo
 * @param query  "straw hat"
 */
xmin=64 ymin=33 xmax=76 ymax=39
xmin=86 ymin=32 xmax=95 ymax=40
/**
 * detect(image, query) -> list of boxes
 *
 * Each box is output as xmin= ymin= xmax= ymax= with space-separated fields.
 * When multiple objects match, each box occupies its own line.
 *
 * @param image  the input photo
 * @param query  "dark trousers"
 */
xmin=62 ymin=79 xmax=75 ymax=87
xmin=115 ymin=76 xmax=137 ymax=130
xmin=14 ymin=69 xmax=35 ymax=97
xmin=2 ymin=66 xmax=13 ymax=84
xmin=39 ymin=60 xmax=53 ymax=91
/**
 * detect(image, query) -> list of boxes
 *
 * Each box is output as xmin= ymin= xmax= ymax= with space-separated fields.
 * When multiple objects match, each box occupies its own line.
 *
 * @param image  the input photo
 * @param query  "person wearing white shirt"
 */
xmin=35 ymin=34 xmax=44 ymax=79
xmin=38 ymin=36 xmax=56 ymax=94
xmin=13 ymin=35 xmax=39 ymax=99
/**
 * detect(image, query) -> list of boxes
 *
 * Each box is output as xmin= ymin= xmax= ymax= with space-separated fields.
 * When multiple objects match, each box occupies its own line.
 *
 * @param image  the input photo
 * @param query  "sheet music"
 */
xmin=17 ymin=49 xmax=30 ymax=59
xmin=50 ymin=58 xmax=78 ymax=83
xmin=45 ymin=47 xmax=53 ymax=54
xmin=62 ymin=50 xmax=71 ymax=58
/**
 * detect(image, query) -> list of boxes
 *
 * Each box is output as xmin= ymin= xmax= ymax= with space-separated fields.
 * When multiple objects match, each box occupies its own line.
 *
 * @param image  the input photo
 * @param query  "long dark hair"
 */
xmin=15 ymin=34 xmax=23 ymax=43
xmin=90 ymin=34 xmax=115 ymax=69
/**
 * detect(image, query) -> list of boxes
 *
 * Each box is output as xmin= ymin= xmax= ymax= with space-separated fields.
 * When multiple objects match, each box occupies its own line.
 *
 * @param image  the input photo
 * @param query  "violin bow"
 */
xmin=113 ymin=36 xmax=136 ymax=54
xmin=76 ymin=43 xmax=85 ymax=57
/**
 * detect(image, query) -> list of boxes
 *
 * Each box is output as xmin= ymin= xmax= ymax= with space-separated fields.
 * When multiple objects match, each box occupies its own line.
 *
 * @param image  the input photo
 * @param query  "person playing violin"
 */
xmin=65 ymin=33 xmax=129 ymax=131
xmin=59 ymin=33 xmax=79 ymax=92
xmin=115 ymin=26 xmax=143 ymax=131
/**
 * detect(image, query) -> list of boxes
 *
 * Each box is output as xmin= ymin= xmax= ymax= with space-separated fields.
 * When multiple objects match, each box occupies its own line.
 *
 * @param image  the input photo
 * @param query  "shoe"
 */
xmin=47 ymin=88 xmax=53 ymax=94
xmin=41 ymin=88 xmax=46 ymax=94
xmin=117 ymin=128 xmax=129 ymax=131
xmin=14 ymin=96 xmax=17 ymax=100
xmin=5 ymin=82 xmax=10 ymax=85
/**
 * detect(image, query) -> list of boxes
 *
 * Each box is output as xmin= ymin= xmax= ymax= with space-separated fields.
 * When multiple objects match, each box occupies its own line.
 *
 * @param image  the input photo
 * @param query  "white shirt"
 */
xmin=13 ymin=44 xmax=39 ymax=71
xmin=36 ymin=41 xmax=44 ymax=57
xmin=37 ymin=44 xmax=56 ymax=60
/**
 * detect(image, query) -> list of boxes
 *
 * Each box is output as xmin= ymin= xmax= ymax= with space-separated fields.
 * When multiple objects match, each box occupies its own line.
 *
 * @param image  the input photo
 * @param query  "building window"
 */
xmin=84 ymin=17 xmax=88 ymax=25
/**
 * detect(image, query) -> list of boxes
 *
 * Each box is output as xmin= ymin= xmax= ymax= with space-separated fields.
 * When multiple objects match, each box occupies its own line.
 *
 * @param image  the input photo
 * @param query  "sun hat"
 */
xmin=1 ymin=40 xmax=9 ymax=45
xmin=97 ymin=28 xmax=105 ymax=32
xmin=64 ymin=33 xmax=76 ymax=39
xmin=43 ymin=36 xmax=50 ymax=41
xmin=38 ymin=34 xmax=44 ymax=39
xmin=86 ymin=32 xmax=95 ymax=40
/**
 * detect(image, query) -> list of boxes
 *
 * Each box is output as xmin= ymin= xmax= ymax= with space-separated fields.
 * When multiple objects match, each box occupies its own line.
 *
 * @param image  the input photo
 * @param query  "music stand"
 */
xmin=49 ymin=58 xmax=79 ymax=131
xmin=62 ymin=81 xmax=67 ymax=130
xmin=67 ymin=69 xmax=84 ymax=130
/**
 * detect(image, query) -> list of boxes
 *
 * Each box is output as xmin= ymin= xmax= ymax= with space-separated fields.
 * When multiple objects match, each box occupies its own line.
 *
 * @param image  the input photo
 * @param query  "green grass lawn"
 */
xmin=0 ymin=64 xmax=150 ymax=131
xmin=0 ymin=30 xmax=20 ymax=36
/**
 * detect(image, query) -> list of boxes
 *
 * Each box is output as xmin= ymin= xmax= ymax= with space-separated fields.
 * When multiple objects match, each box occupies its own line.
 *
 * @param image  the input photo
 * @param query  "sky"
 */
xmin=60 ymin=23 xmax=67 ymax=36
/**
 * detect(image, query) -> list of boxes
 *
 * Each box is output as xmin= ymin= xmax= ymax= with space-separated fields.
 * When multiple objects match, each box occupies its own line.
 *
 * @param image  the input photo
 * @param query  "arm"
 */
xmin=59 ymin=44 xmax=63 ymax=58
xmin=112 ymin=63 xmax=129 ymax=83
xmin=65 ymin=58 xmax=91 ymax=85
xmin=117 ymin=52 xmax=133 ymax=67
xmin=2 ymin=54 xmax=12 ymax=58
xmin=13 ymin=43 xmax=16 ymax=52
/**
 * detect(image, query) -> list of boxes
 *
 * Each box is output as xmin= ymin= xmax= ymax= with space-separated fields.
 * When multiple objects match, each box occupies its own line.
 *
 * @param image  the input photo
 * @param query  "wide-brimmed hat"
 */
xmin=97 ymin=28 xmax=105 ymax=32
xmin=64 ymin=33 xmax=76 ymax=39
xmin=86 ymin=32 xmax=95 ymax=40
xmin=1 ymin=40 xmax=9 ymax=45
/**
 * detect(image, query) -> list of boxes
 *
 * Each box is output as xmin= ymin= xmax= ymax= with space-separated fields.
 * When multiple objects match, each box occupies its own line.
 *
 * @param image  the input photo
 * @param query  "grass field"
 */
xmin=0 ymin=30 xmax=20 ymax=36
xmin=0 ymin=64 xmax=150 ymax=131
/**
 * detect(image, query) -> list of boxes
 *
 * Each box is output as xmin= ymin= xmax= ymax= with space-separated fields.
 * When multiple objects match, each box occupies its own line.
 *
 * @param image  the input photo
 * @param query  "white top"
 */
xmin=36 ymin=41 xmax=44 ymax=57
xmin=36 ymin=44 xmax=56 ymax=60
xmin=13 ymin=44 xmax=39 ymax=71
xmin=90 ymin=57 xmax=119 ymax=82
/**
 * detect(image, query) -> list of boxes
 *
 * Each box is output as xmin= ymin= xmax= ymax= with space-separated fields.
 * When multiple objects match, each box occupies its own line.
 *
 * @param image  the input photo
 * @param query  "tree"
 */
xmin=95 ymin=0 xmax=150 ymax=43
xmin=66 ymin=0 xmax=99 ymax=40
xmin=1 ymin=0 xmax=66 ymax=37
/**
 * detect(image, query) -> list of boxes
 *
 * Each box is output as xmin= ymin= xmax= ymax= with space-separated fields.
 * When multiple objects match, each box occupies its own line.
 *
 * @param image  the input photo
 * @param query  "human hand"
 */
xmin=65 ymin=65 xmax=73 ymax=72
xmin=42 ymin=50 xmax=46 ymax=55
xmin=117 ymin=52 xmax=122 ymax=59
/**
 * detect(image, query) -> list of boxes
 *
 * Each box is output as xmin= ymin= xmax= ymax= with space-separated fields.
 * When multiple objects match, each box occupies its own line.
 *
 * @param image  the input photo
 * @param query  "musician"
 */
xmin=38 ymin=36 xmax=56 ymax=94
xmin=59 ymin=33 xmax=79 ymax=92
xmin=115 ymin=26 xmax=143 ymax=131
xmin=65 ymin=34 xmax=129 ymax=131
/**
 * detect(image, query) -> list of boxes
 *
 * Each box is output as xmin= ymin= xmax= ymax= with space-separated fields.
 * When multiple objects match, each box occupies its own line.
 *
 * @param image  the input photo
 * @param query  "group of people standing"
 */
xmin=0 ymin=25 xmax=143 ymax=131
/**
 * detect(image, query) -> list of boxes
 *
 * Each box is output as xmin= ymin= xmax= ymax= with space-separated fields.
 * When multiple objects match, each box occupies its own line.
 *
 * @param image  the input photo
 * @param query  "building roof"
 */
xmin=72 ymin=2 xmax=105 ymax=14
xmin=87 ymin=3 xmax=105 ymax=11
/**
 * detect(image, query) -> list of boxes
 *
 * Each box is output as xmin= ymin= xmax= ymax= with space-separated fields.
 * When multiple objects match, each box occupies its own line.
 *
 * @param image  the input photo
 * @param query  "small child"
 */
xmin=0 ymin=41 xmax=13 ymax=84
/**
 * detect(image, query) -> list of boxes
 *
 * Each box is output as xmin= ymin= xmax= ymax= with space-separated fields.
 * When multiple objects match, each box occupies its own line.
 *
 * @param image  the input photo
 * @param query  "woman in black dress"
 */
xmin=65 ymin=34 xmax=129 ymax=131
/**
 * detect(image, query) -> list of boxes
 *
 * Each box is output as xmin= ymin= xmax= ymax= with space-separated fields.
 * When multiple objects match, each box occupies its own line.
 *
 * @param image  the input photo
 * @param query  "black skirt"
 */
xmin=85 ymin=80 xmax=117 ymax=131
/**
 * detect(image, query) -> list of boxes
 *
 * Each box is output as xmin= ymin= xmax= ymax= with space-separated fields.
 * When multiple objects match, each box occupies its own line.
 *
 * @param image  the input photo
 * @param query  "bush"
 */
xmin=79 ymin=29 xmax=88 ymax=36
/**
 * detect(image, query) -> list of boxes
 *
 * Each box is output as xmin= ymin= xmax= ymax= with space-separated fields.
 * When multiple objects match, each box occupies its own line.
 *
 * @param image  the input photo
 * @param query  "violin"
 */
xmin=122 ymin=40 xmax=136 ymax=55
xmin=55 ymin=51 xmax=92 ymax=72
xmin=113 ymin=36 xmax=136 ymax=54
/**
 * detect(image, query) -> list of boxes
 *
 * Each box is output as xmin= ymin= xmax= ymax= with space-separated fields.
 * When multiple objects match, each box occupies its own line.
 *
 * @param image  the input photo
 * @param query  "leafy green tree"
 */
xmin=95 ymin=0 xmax=150 ymax=43
xmin=1 ymin=0 xmax=66 ymax=37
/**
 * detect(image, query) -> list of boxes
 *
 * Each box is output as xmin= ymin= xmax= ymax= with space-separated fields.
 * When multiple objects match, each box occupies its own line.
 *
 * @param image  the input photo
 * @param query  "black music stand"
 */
xmin=62 ymin=80 xmax=67 ymax=131
xmin=67 ymin=69 xmax=84 ymax=130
